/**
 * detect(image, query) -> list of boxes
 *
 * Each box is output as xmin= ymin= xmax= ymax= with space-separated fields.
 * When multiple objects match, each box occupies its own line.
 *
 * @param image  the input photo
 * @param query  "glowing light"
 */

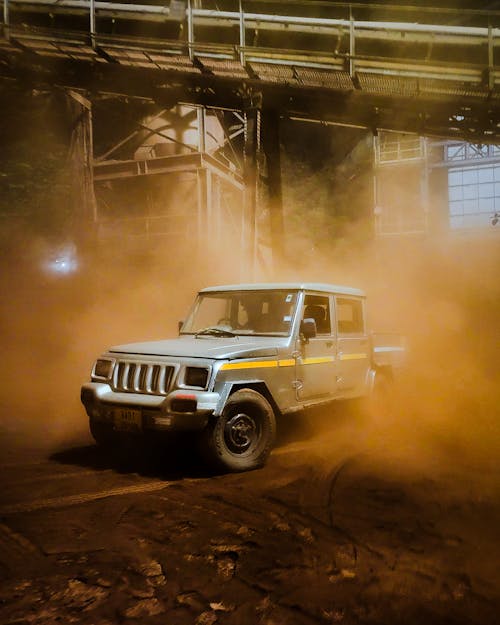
xmin=43 ymin=244 xmax=79 ymax=275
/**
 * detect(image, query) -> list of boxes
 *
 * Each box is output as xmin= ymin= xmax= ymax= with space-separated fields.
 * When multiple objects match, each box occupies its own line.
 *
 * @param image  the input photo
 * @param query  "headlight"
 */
xmin=92 ymin=358 xmax=115 ymax=380
xmin=184 ymin=367 xmax=209 ymax=389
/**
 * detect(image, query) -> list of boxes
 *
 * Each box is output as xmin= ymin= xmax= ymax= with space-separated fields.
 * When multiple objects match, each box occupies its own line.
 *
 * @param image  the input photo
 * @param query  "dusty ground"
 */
xmin=1 ymin=405 xmax=499 ymax=625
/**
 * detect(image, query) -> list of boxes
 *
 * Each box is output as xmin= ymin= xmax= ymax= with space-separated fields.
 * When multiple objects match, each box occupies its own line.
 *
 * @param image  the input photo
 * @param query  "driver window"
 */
xmin=303 ymin=295 xmax=331 ymax=335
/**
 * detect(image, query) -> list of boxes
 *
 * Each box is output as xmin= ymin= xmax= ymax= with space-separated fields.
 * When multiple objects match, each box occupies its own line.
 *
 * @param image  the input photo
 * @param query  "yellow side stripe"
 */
xmin=221 ymin=360 xmax=278 ymax=371
xmin=220 ymin=356 xmax=338 ymax=371
xmin=339 ymin=353 xmax=368 ymax=361
xmin=302 ymin=356 xmax=336 ymax=365
xmin=278 ymin=359 xmax=295 ymax=367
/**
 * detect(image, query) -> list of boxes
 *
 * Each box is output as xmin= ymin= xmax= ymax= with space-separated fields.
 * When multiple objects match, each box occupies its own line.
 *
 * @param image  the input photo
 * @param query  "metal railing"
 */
xmin=2 ymin=0 xmax=498 ymax=82
xmin=1 ymin=1 xmax=499 ymax=140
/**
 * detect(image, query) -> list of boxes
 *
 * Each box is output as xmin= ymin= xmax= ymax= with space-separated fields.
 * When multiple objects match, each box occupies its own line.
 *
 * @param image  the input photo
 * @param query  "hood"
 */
xmin=109 ymin=335 xmax=290 ymax=360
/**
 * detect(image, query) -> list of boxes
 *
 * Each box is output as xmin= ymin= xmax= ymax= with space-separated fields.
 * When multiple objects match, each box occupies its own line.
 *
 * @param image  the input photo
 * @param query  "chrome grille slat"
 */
xmin=164 ymin=366 xmax=173 ymax=392
xmin=151 ymin=365 xmax=161 ymax=393
xmin=159 ymin=367 xmax=166 ymax=394
xmin=114 ymin=361 xmax=175 ymax=395
xmin=127 ymin=363 xmax=136 ymax=390
xmin=138 ymin=364 xmax=148 ymax=391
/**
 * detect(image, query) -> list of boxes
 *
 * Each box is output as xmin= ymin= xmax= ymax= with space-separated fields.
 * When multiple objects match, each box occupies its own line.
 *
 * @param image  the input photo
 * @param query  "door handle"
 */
xmin=326 ymin=341 xmax=333 ymax=348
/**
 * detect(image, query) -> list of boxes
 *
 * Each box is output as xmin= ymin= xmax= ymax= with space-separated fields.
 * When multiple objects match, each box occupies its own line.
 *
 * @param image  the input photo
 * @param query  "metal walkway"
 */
xmin=1 ymin=1 xmax=499 ymax=140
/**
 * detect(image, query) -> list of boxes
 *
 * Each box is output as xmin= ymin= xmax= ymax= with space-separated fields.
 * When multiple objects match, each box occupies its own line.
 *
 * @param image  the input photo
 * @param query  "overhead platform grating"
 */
xmin=96 ymin=35 xmax=197 ymax=72
xmin=195 ymin=56 xmax=249 ymax=79
xmin=419 ymin=78 xmax=490 ymax=99
xmin=249 ymin=62 xmax=296 ymax=85
xmin=294 ymin=68 xmax=352 ymax=90
xmin=1 ymin=0 xmax=499 ymax=141
xmin=356 ymin=74 xmax=420 ymax=98
xmin=8 ymin=28 xmax=103 ymax=62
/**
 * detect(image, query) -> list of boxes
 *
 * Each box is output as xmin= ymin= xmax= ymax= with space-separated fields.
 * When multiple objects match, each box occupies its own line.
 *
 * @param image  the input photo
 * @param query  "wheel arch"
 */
xmin=214 ymin=381 xmax=281 ymax=419
xmin=365 ymin=365 xmax=393 ymax=395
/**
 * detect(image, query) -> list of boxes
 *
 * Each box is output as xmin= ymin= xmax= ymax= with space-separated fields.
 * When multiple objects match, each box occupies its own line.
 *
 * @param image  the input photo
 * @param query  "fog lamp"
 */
xmin=171 ymin=395 xmax=197 ymax=413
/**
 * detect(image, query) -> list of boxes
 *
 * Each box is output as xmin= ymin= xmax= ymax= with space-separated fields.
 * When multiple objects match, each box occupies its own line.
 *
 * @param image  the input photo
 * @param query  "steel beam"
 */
xmin=262 ymin=108 xmax=284 ymax=264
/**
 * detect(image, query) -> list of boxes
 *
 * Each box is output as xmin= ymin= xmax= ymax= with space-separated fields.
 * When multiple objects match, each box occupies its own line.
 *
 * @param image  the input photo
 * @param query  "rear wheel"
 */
xmin=369 ymin=369 xmax=393 ymax=418
xmin=201 ymin=389 xmax=276 ymax=472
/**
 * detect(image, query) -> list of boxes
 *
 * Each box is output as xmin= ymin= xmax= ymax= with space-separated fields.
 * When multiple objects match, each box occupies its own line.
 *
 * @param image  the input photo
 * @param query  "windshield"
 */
xmin=182 ymin=290 xmax=299 ymax=336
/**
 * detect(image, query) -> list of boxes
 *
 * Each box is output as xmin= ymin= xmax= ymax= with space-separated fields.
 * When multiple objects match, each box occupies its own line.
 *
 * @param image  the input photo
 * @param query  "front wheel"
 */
xmin=201 ymin=389 xmax=276 ymax=472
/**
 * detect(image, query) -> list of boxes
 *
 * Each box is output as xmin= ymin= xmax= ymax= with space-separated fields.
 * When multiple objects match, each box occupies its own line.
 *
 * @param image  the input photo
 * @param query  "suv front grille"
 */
xmin=114 ymin=361 xmax=175 ymax=395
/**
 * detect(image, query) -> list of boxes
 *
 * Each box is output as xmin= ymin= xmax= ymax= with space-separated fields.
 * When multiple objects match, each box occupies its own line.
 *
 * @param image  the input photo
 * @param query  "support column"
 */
xmin=262 ymin=108 xmax=284 ymax=264
xmin=67 ymin=90 xmax=97 ymax=233
xmin=243 ymin=108 xmax=259 ymax=278
xmin=197 ymin=166 xmax=207 ymax=244
xmin=3 ymin=0 xmax=10 ymax=40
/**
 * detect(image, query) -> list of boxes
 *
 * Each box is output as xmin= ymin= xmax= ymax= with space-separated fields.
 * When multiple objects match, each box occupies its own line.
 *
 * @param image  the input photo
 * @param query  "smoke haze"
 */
xmin=1 ymin=221 xmax=499 ymax=486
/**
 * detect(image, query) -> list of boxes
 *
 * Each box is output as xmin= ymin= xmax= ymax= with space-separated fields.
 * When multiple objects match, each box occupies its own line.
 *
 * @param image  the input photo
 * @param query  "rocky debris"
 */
xmin=269 ymin=512 xmax=291 ymax=532
xmin=49 ymin=578 xmax=109 ymax=611
xmin=298 ymin=526 xmax=315 ymax=543
xmin=132 ymin=558 xmax=166 ymax=586
xmin=209 ymin=601 xmax=235 ymax=612
xmin=215 ymin=555 xmax=237 ymax=581
xmin=129 ymin=585 xmax=155 ymax=599
xmin=122 ymin=597 xmax=165 ymax=618
xmin=236 ymin=525 xmax=254 ymax=538
xmin=322 ymin=607 xmax=345 ymax=622
xmin=334 ymin=544 xmax=357 ymax=570
xmin=196 ymin=610 xmax=218 ymax=625
xmin=328 ymin=568 xmax=357 ymax=583
xmin=176 ymin=590 xmax=207 ymax=612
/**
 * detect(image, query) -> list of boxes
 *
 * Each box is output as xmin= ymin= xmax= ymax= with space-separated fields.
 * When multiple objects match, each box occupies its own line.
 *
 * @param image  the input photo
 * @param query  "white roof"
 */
xmin=200 ymin=283 xmax=365 ymax=297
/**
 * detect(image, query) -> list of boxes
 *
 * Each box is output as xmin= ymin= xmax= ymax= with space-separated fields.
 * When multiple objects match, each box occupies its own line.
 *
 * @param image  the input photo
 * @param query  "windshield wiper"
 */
xmin=195 ymin=327 xmax=236 ymax=338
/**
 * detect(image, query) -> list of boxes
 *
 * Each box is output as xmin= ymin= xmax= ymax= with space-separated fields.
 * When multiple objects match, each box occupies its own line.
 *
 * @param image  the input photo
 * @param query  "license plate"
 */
xmin=114 ymin=408 xmax=142 ymax=432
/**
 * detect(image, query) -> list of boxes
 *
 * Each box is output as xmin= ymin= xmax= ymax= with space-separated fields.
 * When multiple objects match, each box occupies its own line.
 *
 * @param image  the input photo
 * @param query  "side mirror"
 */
xmin=300 ymin=318 xmax=317 ymax=340
xmin=178 ymin=320 xmax=184 ymax=333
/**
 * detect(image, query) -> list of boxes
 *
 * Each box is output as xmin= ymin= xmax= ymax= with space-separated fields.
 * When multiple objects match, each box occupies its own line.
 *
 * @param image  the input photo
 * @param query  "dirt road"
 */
xmin=1 ymin=411 xmax=498 ymax=625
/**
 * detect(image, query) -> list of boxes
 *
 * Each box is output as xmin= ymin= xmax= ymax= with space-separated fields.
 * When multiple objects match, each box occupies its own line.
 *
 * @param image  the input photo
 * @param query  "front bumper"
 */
xmin=81 ymin=383 xmax=219 ymax=432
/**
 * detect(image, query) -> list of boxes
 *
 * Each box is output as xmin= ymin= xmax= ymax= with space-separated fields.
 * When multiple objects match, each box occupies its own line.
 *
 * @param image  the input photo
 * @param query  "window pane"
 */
xmin=479 ymin=197 xmax=494 ymax=212
xmin=463 ymin=199 xmax=478 ymax=215
xmin=448 ymin=170 xmax=462 ymax=186
xmin=478 ymin=167 xmax=494 ymax=183
xmin=462 ymin=169 xmax=478 ymax=184
xmin=303 ymin=295 xmax=331 ymax=334
xmin=463 ymin=185 xmax=477 ymax=200
xmin=336 ymin=298 xmax=364 ymax=334
xmin=449 ymin=201 xmax=463 ymax=216
xmin=479 ymin=183 xmax=494 ymax=199
xmin=449 ymin=186 xmax=463 ymax=201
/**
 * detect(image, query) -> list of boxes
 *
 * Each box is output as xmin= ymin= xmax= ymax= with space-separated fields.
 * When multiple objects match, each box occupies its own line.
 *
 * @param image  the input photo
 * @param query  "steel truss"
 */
xmin=0 ymin=0 xmax=499 ymax=141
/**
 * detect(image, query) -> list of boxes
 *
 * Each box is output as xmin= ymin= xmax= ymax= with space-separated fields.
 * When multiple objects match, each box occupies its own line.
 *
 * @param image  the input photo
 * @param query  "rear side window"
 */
xmin=336 ymin=298 xmax=364 ymax=334
xmin=303 ymin=294 xmax=332 ymax=335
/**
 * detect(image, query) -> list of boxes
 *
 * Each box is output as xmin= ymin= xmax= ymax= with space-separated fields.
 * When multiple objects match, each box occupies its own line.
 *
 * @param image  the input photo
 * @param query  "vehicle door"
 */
xmin=296 ymin=293 xmax=337 ymax=400
xmin=335 ymin=296 xmax=370 ymax=397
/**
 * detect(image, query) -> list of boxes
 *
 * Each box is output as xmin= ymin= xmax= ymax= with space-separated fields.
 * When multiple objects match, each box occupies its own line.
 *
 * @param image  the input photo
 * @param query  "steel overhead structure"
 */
xmin=0 ymin=1 xmax=499 ymax=141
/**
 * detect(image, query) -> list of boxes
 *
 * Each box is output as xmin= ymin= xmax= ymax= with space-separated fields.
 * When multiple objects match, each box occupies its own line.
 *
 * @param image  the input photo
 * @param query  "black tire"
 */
xmin=201 ymin=389 xmax=276 ymax=472
xmin=89 ymin=419 xmax=115 ymax=448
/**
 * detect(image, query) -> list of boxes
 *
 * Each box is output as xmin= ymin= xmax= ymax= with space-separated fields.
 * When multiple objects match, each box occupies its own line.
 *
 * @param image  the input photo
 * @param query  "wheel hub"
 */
xmin=224 ymin=412 xmax=257 ymax=453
